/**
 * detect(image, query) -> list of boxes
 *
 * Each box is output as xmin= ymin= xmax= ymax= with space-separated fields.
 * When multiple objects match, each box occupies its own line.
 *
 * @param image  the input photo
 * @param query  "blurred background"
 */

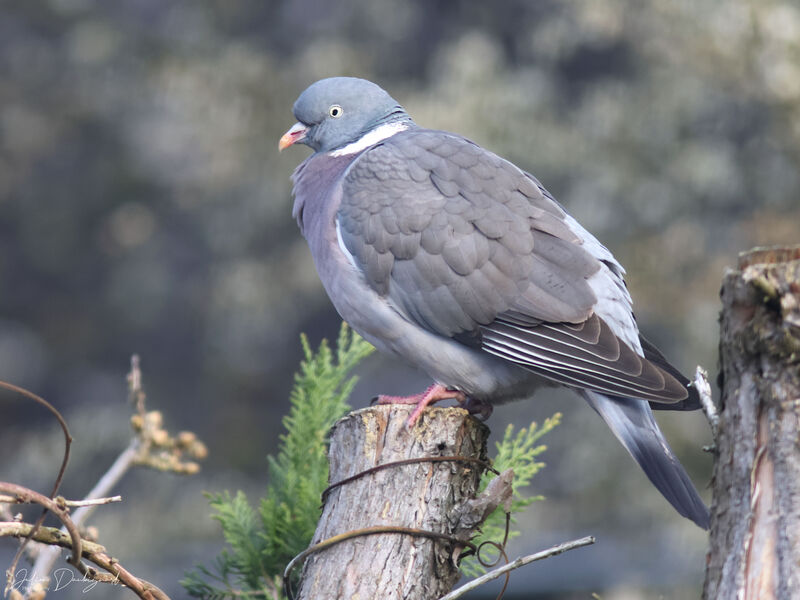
xmin=1 ymin=0 xmax=799 ymax=598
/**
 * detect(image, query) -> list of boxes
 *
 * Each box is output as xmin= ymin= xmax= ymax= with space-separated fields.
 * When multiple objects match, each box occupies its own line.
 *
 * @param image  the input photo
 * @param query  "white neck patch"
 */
xmin=330 ymin=122 xmax=409 ymax=157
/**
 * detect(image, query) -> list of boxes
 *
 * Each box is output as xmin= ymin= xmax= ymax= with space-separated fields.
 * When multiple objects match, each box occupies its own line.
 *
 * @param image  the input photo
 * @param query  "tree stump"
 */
xmin=703 ymin=246 xmax=800 ymax=599
xmin=296 ymin=405 xmax=491 ymax=600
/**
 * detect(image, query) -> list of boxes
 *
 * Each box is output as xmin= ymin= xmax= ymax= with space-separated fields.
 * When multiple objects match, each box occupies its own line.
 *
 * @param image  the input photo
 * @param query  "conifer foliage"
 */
xmin=182 ymin=323 xmax=557 ymax=598
xmin=182 ymin=324 xmax=373 ymax=599
xmin=461 ymin=414 xmax=561 ymax=577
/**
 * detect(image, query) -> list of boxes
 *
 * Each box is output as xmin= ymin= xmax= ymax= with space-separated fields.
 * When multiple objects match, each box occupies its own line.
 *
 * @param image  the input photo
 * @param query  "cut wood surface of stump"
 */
xmin=703 ymin=246 xmax=800 ymax=600
xmin=296 ymin=405 xmax=490 ymax=600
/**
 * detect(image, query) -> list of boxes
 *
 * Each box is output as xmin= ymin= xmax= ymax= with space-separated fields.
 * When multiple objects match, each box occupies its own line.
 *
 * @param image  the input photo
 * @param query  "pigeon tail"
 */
xmin=582 ymin=390 xmax=710 ymax=529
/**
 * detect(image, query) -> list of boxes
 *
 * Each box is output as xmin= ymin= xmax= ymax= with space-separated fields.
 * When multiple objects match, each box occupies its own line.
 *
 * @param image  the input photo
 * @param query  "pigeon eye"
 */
xmin=328 ymin=105 xmax=343 ymax=118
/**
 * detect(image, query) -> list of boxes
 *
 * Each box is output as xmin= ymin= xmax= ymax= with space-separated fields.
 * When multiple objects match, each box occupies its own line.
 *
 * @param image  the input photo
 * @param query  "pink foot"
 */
xmin=373 ymin=384 xmax=467 ymax=427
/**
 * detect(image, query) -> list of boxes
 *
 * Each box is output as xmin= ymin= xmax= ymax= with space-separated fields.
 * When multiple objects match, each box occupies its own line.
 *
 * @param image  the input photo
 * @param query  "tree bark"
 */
xmin=703 ymin=246 xmax=800 ymax=600
xmin=296 ymin=405 xmax=493 ymax=600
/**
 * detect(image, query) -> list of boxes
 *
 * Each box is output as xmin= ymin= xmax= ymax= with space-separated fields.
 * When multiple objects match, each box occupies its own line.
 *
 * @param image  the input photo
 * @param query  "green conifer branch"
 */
xmin=183 ymin=324 xmax=372 ymax=599
xmin=460 ymin=413 xmax=562 ymax=577
xmin=182 ymin=322 xmax=559 ymax=596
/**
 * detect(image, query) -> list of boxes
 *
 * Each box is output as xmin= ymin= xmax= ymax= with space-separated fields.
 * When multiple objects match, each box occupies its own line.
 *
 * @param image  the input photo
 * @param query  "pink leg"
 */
xmin=373 ymin=384 xmax=467 ymax=427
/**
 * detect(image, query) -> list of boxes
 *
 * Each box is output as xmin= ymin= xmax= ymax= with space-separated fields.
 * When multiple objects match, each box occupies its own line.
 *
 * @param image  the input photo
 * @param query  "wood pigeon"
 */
xmin=280 ymin=77 xmax=709 ymax=529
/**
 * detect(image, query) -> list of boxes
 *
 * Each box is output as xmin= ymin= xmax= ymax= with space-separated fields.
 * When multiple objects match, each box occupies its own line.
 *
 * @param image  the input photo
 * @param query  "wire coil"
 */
xmin=284 ymin=454 xmax=511 ymax=600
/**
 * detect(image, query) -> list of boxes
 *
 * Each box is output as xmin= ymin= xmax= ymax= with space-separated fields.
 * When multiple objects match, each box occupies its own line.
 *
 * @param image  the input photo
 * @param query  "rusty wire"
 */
xmin=320 ymin=455 xmax=499 ymax=503
xmin=475 ymin=513 xmax=512 ymax=600
xmin=286 ymin=454 xmax=512 ymax=600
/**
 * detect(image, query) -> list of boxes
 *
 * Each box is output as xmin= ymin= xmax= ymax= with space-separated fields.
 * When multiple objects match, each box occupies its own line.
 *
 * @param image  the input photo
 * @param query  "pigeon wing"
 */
xmin=337 ymin=129 xmax=689 ymax=404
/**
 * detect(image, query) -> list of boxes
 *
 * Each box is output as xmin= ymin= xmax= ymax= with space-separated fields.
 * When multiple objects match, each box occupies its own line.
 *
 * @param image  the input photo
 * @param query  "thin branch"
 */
xmin=0 ymin=481 xmax=170 ymax=600
xmin=63 ymin=440 xmax=138 ymax=525
xmin=28 ymin=435 xmax=141 ymax=592
xmin=58 ymin=496 xmax=123 ymax=508
xmin=0 ymin=483 xmax=83 ymax=573
xmin=0 ymin=522 xmax=107 ymax=555
xmin=695 ymin=366 xmax=719 ymax=440
xmin=0 ymin=382 xmax=72 ymax=499
xmin=84 ymin=550 xmax=169 ymax=600
xmin=437 ymin=536 xmax=596 ymax=600
xmin=15 ymin=354 xmax=205 ymax=598
xmin=0 ymin=380 xmax=72 ymax=597
xmin=1 ymin=355 xmax=206 ymax=600
xmin=1 ymin=495 xmax=123 ymax=509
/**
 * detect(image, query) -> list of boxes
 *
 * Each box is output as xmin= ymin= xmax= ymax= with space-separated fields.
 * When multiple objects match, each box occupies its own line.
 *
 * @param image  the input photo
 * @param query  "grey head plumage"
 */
xmin=279 ymin=77 xmax=413 ymax=153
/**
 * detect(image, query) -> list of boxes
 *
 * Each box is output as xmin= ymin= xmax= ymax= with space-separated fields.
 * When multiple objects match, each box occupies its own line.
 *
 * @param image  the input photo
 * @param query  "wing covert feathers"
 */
xmin=481 ymin=314 xmax=690 ymax=403
xmin=338 ymin=129 xmax=599 ymax=335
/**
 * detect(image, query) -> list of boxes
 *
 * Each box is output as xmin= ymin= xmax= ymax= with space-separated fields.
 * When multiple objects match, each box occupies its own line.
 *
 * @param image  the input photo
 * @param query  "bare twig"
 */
xmin=437 ymin=536 xmax=596 ymax=600
xmin=57 ymin=496 xmax=123 ymax=508
xmin=3 ymin=356 xmax=205 ymax=598
xmin=25 ymin=355 xmax=206 ymax=595
xmin=0 ymin=481 xmax=170 ymax=600
xmin=0 ymin=522 xmax=107 ymax=555
xmin=695 ymin=366 xmax=719 ymax=441
xmin=29 ymin=438 xmax=141 ymax=591
xmin=129 ymin=354 xmax=145 ymax=414
xmin=0 ymin=381 xmax=72 ymax=597
xmin=0 ymin=382 xmax=72 ymax=499
xmin=1 ymin=483 xmax=84 ymax=578
xmin=2 ymin=494 xmax=123 ymax=509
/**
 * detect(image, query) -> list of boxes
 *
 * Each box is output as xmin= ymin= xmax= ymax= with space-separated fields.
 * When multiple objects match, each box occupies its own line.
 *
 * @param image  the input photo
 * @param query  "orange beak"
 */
xmin=279 ymin=122 xmax=309 ymax=151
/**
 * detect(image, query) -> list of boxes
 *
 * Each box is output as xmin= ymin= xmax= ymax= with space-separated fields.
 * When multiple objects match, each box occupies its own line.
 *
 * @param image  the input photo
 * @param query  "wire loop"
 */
xmin=321 ymin=455 xmax=498 ymax=503
xmin=286 ymin=454 xmax=510 ymax=600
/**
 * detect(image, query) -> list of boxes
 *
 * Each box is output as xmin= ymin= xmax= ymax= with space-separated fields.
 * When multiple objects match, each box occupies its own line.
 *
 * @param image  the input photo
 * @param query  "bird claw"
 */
xmin=370 ymin=384 xmax=467 ymax=427
xmin=461 ymin=397 xmax=494 ymax=421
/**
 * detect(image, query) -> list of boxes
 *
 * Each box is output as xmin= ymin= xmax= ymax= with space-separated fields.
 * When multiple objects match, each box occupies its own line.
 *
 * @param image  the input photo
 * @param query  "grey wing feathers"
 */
xmin=337 ymin=129 xmax=690 ymax=404
xmin=640 ymin=335 xmax=702 ymax=410
xmin=482 ymin=315 xmax=691 ymax=403
xmin=338 ymin=130 xmax=599 ymax=334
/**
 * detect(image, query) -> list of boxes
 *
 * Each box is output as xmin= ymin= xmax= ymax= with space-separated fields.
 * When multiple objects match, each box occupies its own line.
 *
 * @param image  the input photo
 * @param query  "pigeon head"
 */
xmin=279 ymin=77 xmax=412 ymax=153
